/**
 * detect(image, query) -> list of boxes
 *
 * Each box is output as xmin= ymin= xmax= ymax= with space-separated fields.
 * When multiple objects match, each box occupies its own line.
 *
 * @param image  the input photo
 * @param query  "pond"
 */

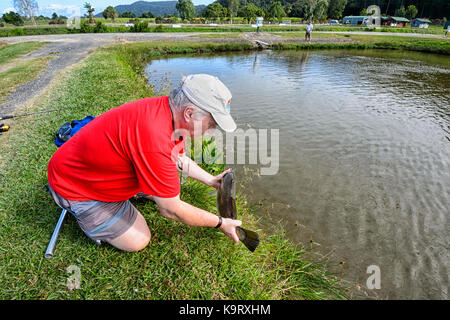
xmin=145 ymin=49 xmax=450 ymax=299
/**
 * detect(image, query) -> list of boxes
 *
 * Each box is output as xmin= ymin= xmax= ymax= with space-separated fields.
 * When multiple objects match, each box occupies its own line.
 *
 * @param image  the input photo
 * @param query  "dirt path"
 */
xmin=0 ymin=35 xmax=108 ymax=116
xmin=0 ymin=32 xmax=247 ymax=116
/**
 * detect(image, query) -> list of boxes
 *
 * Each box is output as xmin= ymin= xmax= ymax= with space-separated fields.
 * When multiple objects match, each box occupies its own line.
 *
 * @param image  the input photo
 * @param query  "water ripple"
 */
xmin=146 ymin=50 xmax=450 ymax=299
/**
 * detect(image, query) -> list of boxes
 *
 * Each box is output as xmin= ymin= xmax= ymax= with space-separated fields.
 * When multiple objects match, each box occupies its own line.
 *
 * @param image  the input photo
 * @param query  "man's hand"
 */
xmin=152 ymin=195 xmax=242 ymax=244
xmin=208 ymin=168 xmax=232 ymax=189
xmin=219 ymin=218 xmax=242 ymax=243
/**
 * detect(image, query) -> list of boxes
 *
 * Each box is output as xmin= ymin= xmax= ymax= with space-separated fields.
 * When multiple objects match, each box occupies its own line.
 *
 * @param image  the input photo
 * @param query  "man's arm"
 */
xmin=153 ymin=194 xmax=242 ymax=242
xmin=177 ymin=153 xmax=229 ymax=189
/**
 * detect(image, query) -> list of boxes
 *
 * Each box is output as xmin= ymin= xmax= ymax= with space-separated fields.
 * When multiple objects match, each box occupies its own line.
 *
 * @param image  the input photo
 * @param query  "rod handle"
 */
xmin=44 ymin=209 xmax=67 ymax=258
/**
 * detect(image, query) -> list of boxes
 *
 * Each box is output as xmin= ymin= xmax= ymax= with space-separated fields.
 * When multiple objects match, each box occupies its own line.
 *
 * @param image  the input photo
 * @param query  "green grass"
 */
xmin=0 ymin=57 xmax=50 ymax=101
xmin=270 ymin=33 xmax=450 ymax=55
xmin=0 ymin=27 xmax=70 ymax=37
xmin=0 ymin=42 xmax=46 ymax=65
xmin=190 ymin=32 xmax=242 ymax=38
xmin=0 ymin=41 xmax=347 ymax=300
xmin=1 ymin=22 xmax=447 ymax=37
xmin=0 ymin=42 xmax=50 ymax=102
xmin=377 ymin=25 xmax=445 ymax=34
xmin=111 ymin=42 xmax=255 ymax=77
xmin=346 ymin=34 xmax=450 ymax=54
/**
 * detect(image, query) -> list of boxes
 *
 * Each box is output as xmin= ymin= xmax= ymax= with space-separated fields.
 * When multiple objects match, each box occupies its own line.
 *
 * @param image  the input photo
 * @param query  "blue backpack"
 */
xmin=55 ymin=115 xmax=95 ymax=147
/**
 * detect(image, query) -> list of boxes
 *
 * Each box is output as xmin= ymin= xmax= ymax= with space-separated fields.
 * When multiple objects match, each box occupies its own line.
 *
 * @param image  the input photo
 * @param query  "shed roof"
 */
xmin=381 ymin=16 xmax=410 ymax=22
xmin=414 ymin=18 xmax=432 ymax=23
xmin=391 ymin=16 xmax=410 ymax=22
xmin=343 ymin=16 xmax=369 ymax=19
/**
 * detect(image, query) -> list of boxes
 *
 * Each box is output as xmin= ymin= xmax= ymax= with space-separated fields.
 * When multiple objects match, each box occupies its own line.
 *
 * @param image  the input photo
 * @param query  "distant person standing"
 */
xmin=305 ymin=22 xmax=313 ymax=42
xmin=445 ymin=25 xmax=450 ymax=37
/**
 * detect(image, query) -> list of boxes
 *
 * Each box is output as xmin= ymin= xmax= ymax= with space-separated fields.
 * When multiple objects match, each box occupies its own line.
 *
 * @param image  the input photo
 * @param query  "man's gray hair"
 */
xmin=168 ymin=86 xmax=209 ymax=120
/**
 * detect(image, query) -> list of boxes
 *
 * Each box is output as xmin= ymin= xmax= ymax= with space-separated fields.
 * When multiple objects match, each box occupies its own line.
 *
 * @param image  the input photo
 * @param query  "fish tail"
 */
xmin=236 ymin=226 xmax=260 ymax=252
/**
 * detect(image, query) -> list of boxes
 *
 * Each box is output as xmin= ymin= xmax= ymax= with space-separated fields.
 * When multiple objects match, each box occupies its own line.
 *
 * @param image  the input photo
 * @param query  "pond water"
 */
xmin=145 ymin=49 xmax=450 ymax=299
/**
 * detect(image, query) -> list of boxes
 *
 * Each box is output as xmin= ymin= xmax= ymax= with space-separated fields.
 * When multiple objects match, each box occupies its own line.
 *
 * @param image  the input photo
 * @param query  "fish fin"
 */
xmin=208 ymin=190 xmax=218 ymax=197
xmin=236 ymin=227 xmax=260 ymax=252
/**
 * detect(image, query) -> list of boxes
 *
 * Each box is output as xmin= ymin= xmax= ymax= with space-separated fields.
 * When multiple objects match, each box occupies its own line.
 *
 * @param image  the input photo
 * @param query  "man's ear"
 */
xmin=183 ymin=106 xmax=195 ymax=122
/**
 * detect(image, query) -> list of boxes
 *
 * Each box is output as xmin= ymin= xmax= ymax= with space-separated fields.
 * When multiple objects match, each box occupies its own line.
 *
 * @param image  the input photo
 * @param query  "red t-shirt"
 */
xmin=48 ymin=96 xmax=183 ymax=202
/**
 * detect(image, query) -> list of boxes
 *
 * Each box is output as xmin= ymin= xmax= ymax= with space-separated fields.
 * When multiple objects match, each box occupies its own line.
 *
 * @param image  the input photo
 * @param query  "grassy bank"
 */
xmin=0 ymin=57 xmax=50 ymax=101
xmin=0 ymin=42 xmax=50 ymax=102
xmin=0 ymin=41 xmax=46 ymax=65
xmin=270 ymin=33 xmax=450 ymax=55
xmin=0 ymin=25 xmax=302 ymax=37
xmin=1 ymin=23 xmax=446 ymax=37
xmin=0 ymin=41 xmax=347 ymax=299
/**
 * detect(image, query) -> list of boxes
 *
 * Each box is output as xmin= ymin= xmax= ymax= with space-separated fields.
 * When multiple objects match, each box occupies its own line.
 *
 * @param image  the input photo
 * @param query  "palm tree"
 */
xmin=84 ymin=2 xmax=95 ymax=24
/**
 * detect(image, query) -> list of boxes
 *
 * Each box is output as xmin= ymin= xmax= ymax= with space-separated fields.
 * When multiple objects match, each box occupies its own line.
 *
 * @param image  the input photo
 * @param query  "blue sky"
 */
xmin=1 ymin=1 xmax=215 ymax=17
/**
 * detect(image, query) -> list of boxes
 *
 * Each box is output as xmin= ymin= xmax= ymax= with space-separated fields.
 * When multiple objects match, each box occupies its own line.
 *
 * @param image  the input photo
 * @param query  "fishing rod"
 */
xmin=0 ymin=106 xmax=99 ymax=134
xmin=0 ymin=109 xmax=62 ymax=121
xmin=0 ymin=106 xmax=90 ymax=121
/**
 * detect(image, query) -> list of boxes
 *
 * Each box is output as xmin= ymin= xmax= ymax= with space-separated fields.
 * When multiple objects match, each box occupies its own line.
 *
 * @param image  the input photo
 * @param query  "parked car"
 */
xmin=330 ymin=20 xmax=340 ymax=25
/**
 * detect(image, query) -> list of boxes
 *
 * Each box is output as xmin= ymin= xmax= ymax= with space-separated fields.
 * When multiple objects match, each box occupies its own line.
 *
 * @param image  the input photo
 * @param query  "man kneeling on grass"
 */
xmin=47 ymin=74 xmax=242 ymax=252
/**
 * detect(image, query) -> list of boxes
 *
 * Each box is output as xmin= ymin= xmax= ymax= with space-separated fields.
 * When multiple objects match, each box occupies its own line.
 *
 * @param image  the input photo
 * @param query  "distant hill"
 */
xmin=95 ymin=1 xmax=206 ymax=17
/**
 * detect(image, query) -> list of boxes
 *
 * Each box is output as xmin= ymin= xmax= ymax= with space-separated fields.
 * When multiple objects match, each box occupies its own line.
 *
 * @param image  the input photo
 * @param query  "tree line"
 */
xmin=182 ymin=0 xmax=449 ymax=22
xmin=1 ymin=0 xmax=448 ymax=27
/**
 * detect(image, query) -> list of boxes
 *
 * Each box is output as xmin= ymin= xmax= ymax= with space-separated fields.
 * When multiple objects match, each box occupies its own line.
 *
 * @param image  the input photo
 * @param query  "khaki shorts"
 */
xmin=47 ymin=185 xmax=138 ymax=242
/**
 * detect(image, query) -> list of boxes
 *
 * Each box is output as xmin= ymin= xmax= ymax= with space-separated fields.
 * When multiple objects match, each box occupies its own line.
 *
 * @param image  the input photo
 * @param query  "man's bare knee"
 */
xmin=108 ymin=212 xmax=151 ymax=252
xmin=127 ymin=232 xmax=151 ymax=252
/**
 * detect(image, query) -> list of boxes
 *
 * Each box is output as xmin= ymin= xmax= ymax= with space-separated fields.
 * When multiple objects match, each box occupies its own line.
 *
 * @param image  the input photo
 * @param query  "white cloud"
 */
xmin=46 ymin=4 xmax=75 ymax=10
xmin=45 ymin=4 xmax=79 ymax=12
xmin=41 ymin=4 xmax=81 ymax=17
xmin=3 ymin=7 xmax=17 ymax=14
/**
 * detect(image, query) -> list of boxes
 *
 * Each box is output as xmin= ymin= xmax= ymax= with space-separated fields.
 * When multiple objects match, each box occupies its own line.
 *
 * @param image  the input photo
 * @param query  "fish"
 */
xmin=217 ymin=168 xmax=260 ymax=252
